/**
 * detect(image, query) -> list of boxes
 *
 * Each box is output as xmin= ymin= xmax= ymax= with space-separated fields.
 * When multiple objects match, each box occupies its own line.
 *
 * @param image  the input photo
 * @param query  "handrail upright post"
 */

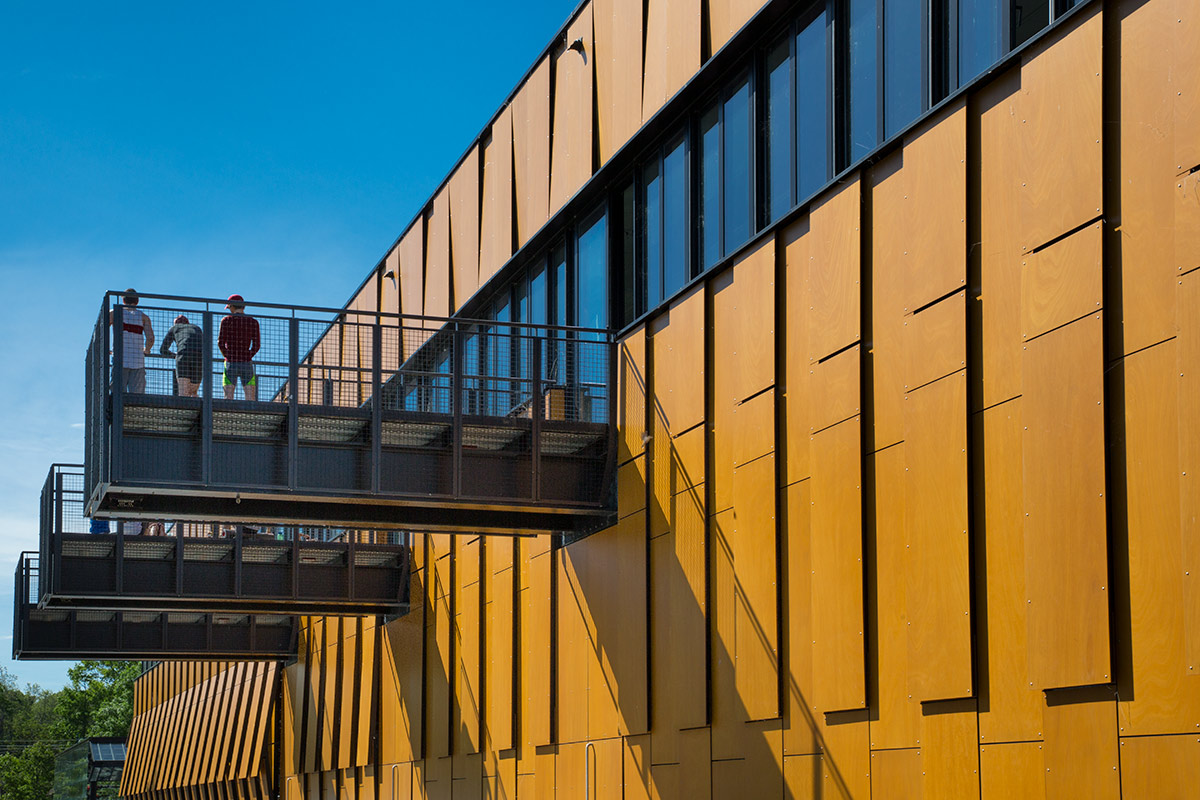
xmin=234 ymin=526 xmax=243 ymax=598
xmin=371 ymin=322 xmax=382 ymax=495
xmin=531 ymin=335 xmax=543 ymax=502
xmin=288 ymin=318 xmax=300 ymax=491
xmin=175 ymin=522 xmax=184 ymax=597
xmin=111 ymin=301 xmax=124 ymax=485
xmin=52 ymin=470 xmax=64 ymax=598
xmin=452 ymin=323 xmax=464 ymax=499
xmin=201 ymin=310 xmax=214 ymax=485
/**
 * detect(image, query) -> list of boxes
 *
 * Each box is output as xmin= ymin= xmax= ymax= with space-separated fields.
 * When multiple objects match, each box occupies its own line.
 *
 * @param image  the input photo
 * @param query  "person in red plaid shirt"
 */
xmin=218 ymin=294 xmax=261 ymax=401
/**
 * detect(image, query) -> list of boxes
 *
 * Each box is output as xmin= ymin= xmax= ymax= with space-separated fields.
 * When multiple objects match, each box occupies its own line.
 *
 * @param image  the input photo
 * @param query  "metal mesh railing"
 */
xmin=83 ymin=291 xmax=617 ymax=523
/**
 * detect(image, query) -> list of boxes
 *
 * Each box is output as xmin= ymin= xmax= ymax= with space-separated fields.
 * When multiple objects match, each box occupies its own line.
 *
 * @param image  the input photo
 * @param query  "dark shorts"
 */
xmin=223 ymin=361 xmax=256 ymax=387
xmin=176 ymin=352 xmax=203 ymax=383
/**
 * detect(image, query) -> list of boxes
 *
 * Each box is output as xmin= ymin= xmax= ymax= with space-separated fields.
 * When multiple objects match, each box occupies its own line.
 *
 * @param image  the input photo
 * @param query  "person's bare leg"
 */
xmin=224 ymin=381 xmax=235 ymax=400
xmin=245 ymin=381 xmax=257 ymax=402
xmin=178 ymin=377 xmax=198 ymax=397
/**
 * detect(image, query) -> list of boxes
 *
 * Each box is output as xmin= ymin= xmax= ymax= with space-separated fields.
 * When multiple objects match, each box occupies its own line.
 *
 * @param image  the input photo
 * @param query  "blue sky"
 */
xmin=0 ymin=0 xmax=580 ymax=690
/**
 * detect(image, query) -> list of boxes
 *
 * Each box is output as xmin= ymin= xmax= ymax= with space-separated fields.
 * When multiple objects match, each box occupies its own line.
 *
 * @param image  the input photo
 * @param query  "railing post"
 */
xmin=531 ymin=335 xmax=543 ymax=502
xmin=288 ymin=317 xmax=300 ymax=491
xmin=452 ymin=323 xmax=464 ymax=499
xmin=201 ymin=310 xmax=214 ymax=485
xmin=234 ymin=525 xmax=244 ymax=598
xmin=114 ymin=524 xmax=123 ymax=596
xmin=371 ymin=323 xmax=382 ymax=495
xmin=52 ymin=470 xmax=64 ymax=597
xmin=111 ymin=300 xmax=124 ymax=484
xmin=175 ymin=522 xmax=185 ymax=597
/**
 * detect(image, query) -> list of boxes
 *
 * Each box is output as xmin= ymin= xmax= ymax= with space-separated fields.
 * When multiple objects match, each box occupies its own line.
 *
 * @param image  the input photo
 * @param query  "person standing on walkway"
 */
xmin=159 ymin=314 xmax=204 ymax=397
xmin=218 ymin=294 xmax=260 ymax=400
xmin=109 ymin=288 xmax=155 ymax=393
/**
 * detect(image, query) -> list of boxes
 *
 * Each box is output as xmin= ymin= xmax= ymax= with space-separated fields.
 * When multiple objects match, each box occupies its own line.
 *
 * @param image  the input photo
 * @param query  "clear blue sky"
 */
xmin=0 ymin=0 xmax=580 ymax=690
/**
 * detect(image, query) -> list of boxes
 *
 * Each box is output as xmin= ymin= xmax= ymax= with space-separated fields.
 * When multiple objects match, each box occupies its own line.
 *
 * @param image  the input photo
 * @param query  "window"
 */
xmin=796 ymin=7 xmax=831 ymax=201
xmin=1013 ymin=0 xmax=1051 ymax=48
xmin=958 ymin=0 xmax=1003 ymax=87
xmin=765 ymin=38 xmax=793 ymax=223
xmin=884 ymin=0 xmax=924 ymax=137
xmin=699 ymin=106 xmax=721 ymax=270
xmin=641 ymin=134 xmax=691 ymax=311
xmin=847 ymin=0 xmax=879 ymax=163
xmin=619 ymin=182 xmax=638 ymax=324
xmin=575 ymin=210 xmax=608 ymax=331
xmin=643 ymin=158 xmax=663 ymax=309
xmin=723 ymin=76 xmax=753 ymax=254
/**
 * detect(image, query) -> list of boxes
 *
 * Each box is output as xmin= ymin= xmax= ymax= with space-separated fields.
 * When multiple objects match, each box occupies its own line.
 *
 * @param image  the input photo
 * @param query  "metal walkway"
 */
xmin=85 ymin=291 xmax=617 ymax=533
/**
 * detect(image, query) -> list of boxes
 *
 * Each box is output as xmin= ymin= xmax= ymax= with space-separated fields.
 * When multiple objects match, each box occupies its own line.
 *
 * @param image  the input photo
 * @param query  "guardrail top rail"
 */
xmin=85 ymin=290 xmax=618 ymax=533
xmin=40 ymin=463 xmax=412 ymax=616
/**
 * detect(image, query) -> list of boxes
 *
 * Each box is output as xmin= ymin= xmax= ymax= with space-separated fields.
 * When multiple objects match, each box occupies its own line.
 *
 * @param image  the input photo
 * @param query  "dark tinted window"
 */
xmin=643 ymin=159 xmax=663 ymax=310
xmin=765 ymin=38 xmax=793 ymax=222
xmin=959 ymin=0 xmax=1002 ymax=85
xmin=576 ymin=211 xmax=607 ymax=331
xmin=663 ymin=136 xmax=689 ymax=296
xmin=699 ymin=106 xmax=721 ymax=270
xmin=723 ymin=77 xmax=753 ymax=254
xmin=1013 ymin=0 xmax=1051 ymax=47
xmin=796 ymin=9 xmax=829 ymax=200
xmin=884 ymin=0 xmax=923 ymax=137
xmin=848 ymin=0 xmax=879 ymax=162
xmin=619 ymin=183 xmax=637 ymax=324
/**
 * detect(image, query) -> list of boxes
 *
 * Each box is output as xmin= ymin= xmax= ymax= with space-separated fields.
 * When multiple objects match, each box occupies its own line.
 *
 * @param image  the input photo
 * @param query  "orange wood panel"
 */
xmin=618 ymin=327 xmax=648 ymax=464
xmin=709 ymin=507 xmax=743 ymax=759
xmin=484 ymin=755 xmax=517 ymax=800
xmin=1179 ymin=169 xmax=1200 ymax=275
xmin=549 ymin=4 xmax=595 ymax=213
xmin=485 ymin=554 xmax=515 ymax=752
xmin=807 ymin=345 xmax=860 ymax=435
xmin=479 ymin=107 xmax=514 ymax=288
xmin=642 ymin=0 xmax=700 ymax=123
xmin=706 ymin=0 xmax=767 ymax=54
xmin=904 ymin=291 xmax=965 ymax=393
xmin=867 ymin=152 xmax=907 ymax=449
xmin=593 ymin=0 xmax=643 ymax=164
xmin=868 ymin=748 xmax=921 ymax=800
xmin=649 ymin=502 xmax=707 ymax=758
xmin=784 ymin=479 xmax=820 ymax=758
xmin=448 ymin=145 xmax=481 ymax=311
xmin=427 ymin=574 xmax=453 ymax=760
xmin=651 ymin=286 xmax=706 ymax=434
xmin=809 ymin=417 xmax=865 ymax=712
xmin=322 ymin=633 xmax=340 ymax=771
xmin=1182 ymin=273 xmax=1200 ymax=673
xmin=783 ymin=215 xmax=813 ymax=481
xmin=974 ymin=400 xmax=1044 ymax=744
xmin=1117 ymin=0 xmax=1180 ymax=352
xmin=623 ymin=735 xmax=652 ymax=800
xmin=1023 ymin=314 xmax=1110 ymax=689
xmin=919 ymin=702 xmax=977 ymax=799
xmin=711 ymin=723 xmax=784 ymax=798
xmin=1021 ymin=221 xmax=1102 ymax=342
xmin=816 ymin=713 xmax=871 ymax=800
xmin=556 ymin=543 xmax=591 ymax=744
xmin=452 ymin=751 xmax=483 ymax=796
xmin=1176 ymin=0 xmax=1200 ymax=173
xmin=424 ymin=189 xmax=451 ymax=320
xmin=868 ymin=443 xmax=920 ymax=752
xmin=519 ymin=549 xmax=553 ymax=747
xmin=730 ymin=389 xmax=774 ymax=470
xmin=380 ymin=571 xmax=425 ymax=764
xmin=898 ymin=102 xmax=968 ymax=313
xmin=356 ymin=625 xmax=374 ymax=767
xmin=511 ymin=57 xmax=551 ymax=247
xmin=1043 ymin=688 xmax=1119 ymax=800
xmin=732 ymin=452 xmax=780 ymax=721
xmin=782 ymin=754 xmax=822 ymax=800
xmin=1119 ymin=734 xmax=1200 ymax=800
xmin=585 ymin=509 xmax=649 ymax=738
xmin=453 ymin=575 xmax=482 ymax=758
xmin=806 ymin=178 xmax=861 ymax=363
xmin=1117 ymin=337 xmax=1200 ymax=736
xmin=904 ymin=371 xmax=972 ymax=701
xmin=1017 ymin=7 xmax=1103 ymax=252
xmin=979 ymin=742 xmax=1045 ymax=800
xmin=399 ymin=222 xmax=425 ymax=323
xmin=976 ymin=67 xmax=1024 ymax=410
xmin=337 ymin=631 xmax=357 ymax=769
xmin=714 ymin=237 xmax=775 ymax=406
xmin=619 ymin=454 xmax=649 ymax=518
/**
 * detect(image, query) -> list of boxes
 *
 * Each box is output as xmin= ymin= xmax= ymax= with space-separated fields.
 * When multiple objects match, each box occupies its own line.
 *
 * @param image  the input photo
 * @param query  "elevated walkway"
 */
xmin=85 ymin=292 xmax=616 ymax=533
xmin=40 ymin=465 xmax=411 ymax=616
xmin=14 ymin=554 xmax=296 ymax=660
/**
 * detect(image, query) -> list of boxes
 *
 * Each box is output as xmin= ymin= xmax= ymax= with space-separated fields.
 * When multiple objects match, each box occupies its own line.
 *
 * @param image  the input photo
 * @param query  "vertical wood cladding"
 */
xmin=125 ymin=2 xmax=1200 ymax=799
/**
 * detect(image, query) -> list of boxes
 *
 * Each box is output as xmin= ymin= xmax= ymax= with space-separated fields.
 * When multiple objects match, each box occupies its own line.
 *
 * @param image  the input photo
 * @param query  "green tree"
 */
xmin=51 ymin=661 xmax=141 ymax=741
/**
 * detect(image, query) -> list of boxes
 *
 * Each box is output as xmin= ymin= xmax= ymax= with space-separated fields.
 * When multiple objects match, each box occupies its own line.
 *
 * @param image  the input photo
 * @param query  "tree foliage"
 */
xmin=0 ymin=661 xmax=140 ymax=800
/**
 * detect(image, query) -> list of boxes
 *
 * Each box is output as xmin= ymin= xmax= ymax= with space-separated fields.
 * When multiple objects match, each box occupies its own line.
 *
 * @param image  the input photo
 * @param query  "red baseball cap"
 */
xmin=225 ymin=294 xmax=245 ymax=308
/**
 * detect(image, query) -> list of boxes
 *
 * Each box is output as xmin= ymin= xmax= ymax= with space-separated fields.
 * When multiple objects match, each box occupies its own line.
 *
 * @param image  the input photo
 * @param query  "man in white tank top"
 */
xmin=109 ymin=288 xmax=155 ymax=393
